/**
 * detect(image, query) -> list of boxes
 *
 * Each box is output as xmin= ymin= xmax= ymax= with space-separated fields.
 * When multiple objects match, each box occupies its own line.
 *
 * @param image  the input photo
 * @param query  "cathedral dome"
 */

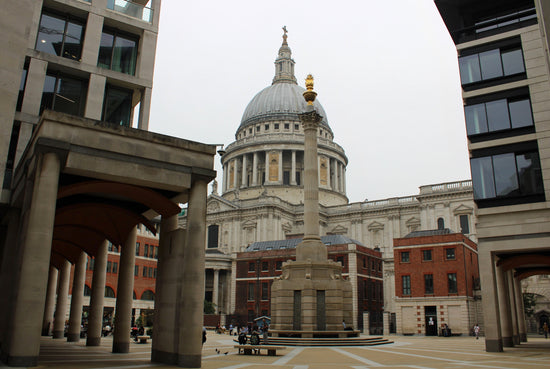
xmin=239 ymin=83 xmax=331 ymax=130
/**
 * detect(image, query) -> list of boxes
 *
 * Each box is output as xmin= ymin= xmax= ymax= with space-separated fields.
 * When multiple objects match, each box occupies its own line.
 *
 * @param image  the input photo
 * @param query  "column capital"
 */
xmin=299 ymin=110 xmax=322 ymax=130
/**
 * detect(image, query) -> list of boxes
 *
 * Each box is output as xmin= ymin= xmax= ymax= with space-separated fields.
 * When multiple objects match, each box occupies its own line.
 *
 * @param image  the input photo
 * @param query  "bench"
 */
xmin=137 ymin=335 xmax=150 ymax=343
xmin=234 ymin=345 xmax=286 ymax=356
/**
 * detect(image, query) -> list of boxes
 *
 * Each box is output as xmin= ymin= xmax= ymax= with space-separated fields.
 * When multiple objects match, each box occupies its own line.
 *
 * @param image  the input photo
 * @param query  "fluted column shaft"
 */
xmin=113 ymin=227 xmax=137 ymax=353
xmin=53 ymin=260 xmax=71 ymax=338
xmin=87 ymin=240 xmax=109 ymax=346
xmin=67 ymin=251 xmax=87 ymax=341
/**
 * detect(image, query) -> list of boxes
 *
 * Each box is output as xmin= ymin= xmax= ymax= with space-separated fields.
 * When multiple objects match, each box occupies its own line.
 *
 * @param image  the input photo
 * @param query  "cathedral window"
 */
xmin=294 ymin=124 xmax=299 ymax=130
xmin=284 ymin=123 xmax=289 ymax=130
xmin=274 ymin=123 xmax=279 ymax=130
xmin=265 ymin=124 xmax=269 ymax=131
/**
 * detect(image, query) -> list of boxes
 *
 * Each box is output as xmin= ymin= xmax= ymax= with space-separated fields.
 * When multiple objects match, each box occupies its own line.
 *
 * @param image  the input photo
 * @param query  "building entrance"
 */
xmin=425 ymin=306 xmax=437 ymax=336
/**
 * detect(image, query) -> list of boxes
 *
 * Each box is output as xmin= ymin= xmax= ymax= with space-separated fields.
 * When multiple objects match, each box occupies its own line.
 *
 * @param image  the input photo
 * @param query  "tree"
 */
xmin=204 ymin=300 xmax=216 ymax=314
xmin=523 ymin=293 xmax=537 ymax=317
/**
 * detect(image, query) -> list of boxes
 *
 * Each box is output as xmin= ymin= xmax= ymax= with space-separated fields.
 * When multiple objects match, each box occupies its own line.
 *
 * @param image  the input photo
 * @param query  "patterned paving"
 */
xmin=6 ymin=334 xmax=549 ymax=369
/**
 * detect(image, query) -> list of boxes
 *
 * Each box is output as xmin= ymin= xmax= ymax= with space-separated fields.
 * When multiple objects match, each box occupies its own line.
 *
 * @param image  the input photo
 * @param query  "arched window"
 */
xmin=104 ymin=286 xmax=115 ymax=298
xmin=437 ymin=218 xmax=445 ymax=230
xmin=141 ymin=290 xmax=155 ymax=301
xmin=84 ymin=284 xmax=91 ymax=296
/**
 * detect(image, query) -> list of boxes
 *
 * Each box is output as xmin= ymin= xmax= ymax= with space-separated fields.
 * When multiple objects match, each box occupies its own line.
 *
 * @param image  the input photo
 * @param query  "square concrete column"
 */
xmin=84 ymin=74 xmax=106 ymax=121
xmin=138 ymin=87 xmax=152 ymax=130
xmin=53 ymin=259 xmax=71 ymax=339
xmin=86 ymin=240 xmax=109 ymax=346
xmin=496 ymin=262 xmax=513 ymax=347
xmin=178 ymin=180 xmax=208 ymax=368
xmin=479 ymin=249 xmax=503 ymax=352
xmin=507 ymin=271 xmax=520 ymax=346
xmin=67 ymin=251 xmax=87 ymax=341
xmin=514 ymin=277 xmax=527 ymax=342
xmin=1 ymin=152 xmax=61 ymax=367
xmin=113 ymin=227 xmax=137 ymax=353
xmin=80 ymin=13 xmax=103 ymax=66
xmin=42 ymin=267 xmax=58 ymax=336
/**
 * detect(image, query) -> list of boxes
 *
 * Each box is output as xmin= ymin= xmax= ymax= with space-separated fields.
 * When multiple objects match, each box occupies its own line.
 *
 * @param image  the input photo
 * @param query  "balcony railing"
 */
xmin=107 ymin=0 xmax=153 ymax=23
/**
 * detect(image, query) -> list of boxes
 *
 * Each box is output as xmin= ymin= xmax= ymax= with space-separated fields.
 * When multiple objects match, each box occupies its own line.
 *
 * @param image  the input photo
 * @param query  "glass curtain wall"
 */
xmin=103 ymin=85 xmax=133 ymax=126
xmin=98 ymin=30 xmax=138 ymax=75
xmin=36 ymin=11 xmax=84 ymax=61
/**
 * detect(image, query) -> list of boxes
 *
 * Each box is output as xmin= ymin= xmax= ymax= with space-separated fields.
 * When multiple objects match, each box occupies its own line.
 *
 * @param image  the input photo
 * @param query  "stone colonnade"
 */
xmin=478 ymin=250 xmax=528 ymax=351
xmin=206 ymin=267 xmax=231 ymax=314
xmin=223 ymin=149 xmax=346 ymax=193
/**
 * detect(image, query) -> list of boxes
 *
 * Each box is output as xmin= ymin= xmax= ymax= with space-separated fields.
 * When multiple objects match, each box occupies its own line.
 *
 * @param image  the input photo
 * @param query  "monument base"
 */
xmin=271 ymin=252 xmax=353 ymax=332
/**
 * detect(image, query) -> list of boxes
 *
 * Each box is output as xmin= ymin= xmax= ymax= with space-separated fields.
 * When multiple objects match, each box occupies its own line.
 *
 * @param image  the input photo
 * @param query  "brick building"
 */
xmin=233 ymin=235 xmax=384 ymax=334
xmin=393 ymin=229 xmax=481 ymax=336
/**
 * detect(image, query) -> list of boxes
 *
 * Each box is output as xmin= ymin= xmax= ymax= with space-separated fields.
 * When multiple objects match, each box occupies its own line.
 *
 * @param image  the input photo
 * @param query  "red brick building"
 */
xmin=234 ymin=235 xmax=384 ymax=333
xmin=393 ymin=229 xmax=481 ymax=336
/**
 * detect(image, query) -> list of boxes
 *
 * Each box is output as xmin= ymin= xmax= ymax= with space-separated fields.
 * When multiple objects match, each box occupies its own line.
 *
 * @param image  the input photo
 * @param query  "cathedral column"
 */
xmin=339 ymin=162 xmax=344 ymax=193
xmin=232 ymin=158 xmax=238 ymax=189
xmin=343 ymin=165 xmax=347 ymax=194
xmin=53 ymin=259 xmax=71 ymax=339
xmin=241 ymin=155 xmax=247 ymax=188
xmin=252 ymin=152 xmax=258 ymax=186
xmin=278 ymin=150 xmax=283 ymax=184
xmin=291 ymin=150 xmax=297 ymax=185
xmin=87 ymin=240 xmax=109 ymax=346
xmin=222 ymin=163 xmax=227 ymax=192
xmin=213 ymin=269 xmax=220 ymax=313
xmin=42 ymin=267 xmax=58 ymax=336
xmin=67 ymin=251 xmax=87 ymax=342
xmin=265 ymin=151 xmax=269 ymax=184
xmin=113 ymin=227 xmax=137 ymax=353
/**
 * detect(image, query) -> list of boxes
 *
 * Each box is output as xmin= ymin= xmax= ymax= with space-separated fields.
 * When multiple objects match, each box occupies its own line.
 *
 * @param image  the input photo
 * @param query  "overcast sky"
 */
xmin=148 ymin=0 xmax=472 ymax=203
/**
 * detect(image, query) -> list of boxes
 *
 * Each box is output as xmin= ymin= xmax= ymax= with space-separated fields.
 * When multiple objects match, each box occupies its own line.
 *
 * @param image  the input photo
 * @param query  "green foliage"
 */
xmin=136 ymin=310 xmax=154 ymax=328
xmin=204 ymin=300 xmax=216 ymax=314
xmin=523 ymin=293 xmax=537 ymax=317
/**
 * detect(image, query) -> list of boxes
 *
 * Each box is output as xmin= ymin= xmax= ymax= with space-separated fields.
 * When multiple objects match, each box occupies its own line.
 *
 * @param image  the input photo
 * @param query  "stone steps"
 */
xmin=264 ymin=336 xmax=393 ymax=347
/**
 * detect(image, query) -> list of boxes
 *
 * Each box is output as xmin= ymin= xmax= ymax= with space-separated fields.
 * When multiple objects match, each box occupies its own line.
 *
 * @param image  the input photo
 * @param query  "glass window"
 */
xmin=276 ymin=260 xmax=282 ymax=270
xmin=134 ymin=265 xmax=139 ymax=276
xmin=437 ymin=218 xmax=445 ymax=230
xmin=105 ymin=286 xmax=115 ymax=298
xmin=294 ymin=124 xmax=299 ymax=130
xmin=284 ymin=123 xmax=289 ymax=129
xmin=41 ymin=73 xmax=87 ymax=117
xmin=112 ymin=262 xmax=118 ymax=274
xmin=142 ymin=266 xmax=147 ymax=277
xmin=459 ymin=54 xmax=481 ymax=84
xmin=274 ymin=123 xmax=279 ymax=129
xmin=517 ymin=152 xmax=544 ymax=195
xmin=337 ymin=256 xmax=345 ymax=267
xmin=460 ymin=214 xmax=470 ymax=234
xmin=265 ymin=124 xmax=269 ymax=131
xmin=144 ymin=244 xmax=149 ymax=258
xmin=208 ymin=225 xmax=219 ymax=248
xmin=261 ymin=282 xmax=268 ymax=300
xmin=135 ymin=242 xmax=140 ymax=256
xmin=98 ymin=30 xmax=137 ymax=75
xmin=423 ymin=250 xmax=432 ymax=261
xmin=424 ymin=274 xmax=434 ymax=294
xmin=509 ymin=99 xmax=533 ymax=129
xmin=502 ymin=48 xmax=525 ymax=76
xmin=401 ymin=251 xmax=410 ymax=263
xmin=248 ymin=283 xmax=255 ymax=300
xmin=446 ymin=248 xmax=456 ymax=260
xmin=486 ymin=99 xmax=510 ymax=131
xmin=103 ymin=85 xmax=133 ymax=126
xmin=479 ymin=49 xmax=503 ymax=80
xmin=465 ymin=103 xmax=488 ymax=135
xmin=148 ymin=267 xmax=152 ymax=278
xmin=36 ymin=12 xmax=84 ymax=61
xmin=249 ymin=262 xmax=255 ymax=272
xmin=471 ymin=156 xmax=496 ymax=199
xmin=17 ymin=67 xmax=28 ymax=111
xmin=262 ymin=261 xmax=268 ymax=271
xmin=448 ymin=273 xmax=458 ymax=294
xmin=402 ymin=275 xmax=411 ymax=295
xmin=106 ymin=261 xmax=112 ymax=273
xmin=493 ymin=153 xmax=519 ymax=197
xmin=141 ymin=290 xmax=154 ymax=301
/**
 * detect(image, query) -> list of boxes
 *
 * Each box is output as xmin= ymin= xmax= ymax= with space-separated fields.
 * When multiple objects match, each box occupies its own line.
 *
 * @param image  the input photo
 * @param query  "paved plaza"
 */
xmin=2 ymin=332 xmax=549 ymax=369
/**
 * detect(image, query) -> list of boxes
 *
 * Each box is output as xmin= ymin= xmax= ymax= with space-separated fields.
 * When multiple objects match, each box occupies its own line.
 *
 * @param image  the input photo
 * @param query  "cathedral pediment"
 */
xmin=367 ymin=221 xmax=384 ymax=231
xmin=405 ymin=217 xmax=420 ymax=226
xmin=329 ymin=224 xmax=348 ymax=235
xmin=207 ymin=196 xmax=239 ymax=213
xmin=453 ymin=204 xmax=474 ymax=215
xmin=242 ymin=218 xmax=257 ymax=229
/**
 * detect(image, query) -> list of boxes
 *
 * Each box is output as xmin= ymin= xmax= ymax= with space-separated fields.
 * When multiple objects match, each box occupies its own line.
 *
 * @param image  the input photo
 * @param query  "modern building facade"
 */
xmin=393 ymin=230 xmax=481 ymax=336
xmin=435 ymin=0 xmax=550 ymax=351
xmin=0 ymin=1 xmax=216 ymax=367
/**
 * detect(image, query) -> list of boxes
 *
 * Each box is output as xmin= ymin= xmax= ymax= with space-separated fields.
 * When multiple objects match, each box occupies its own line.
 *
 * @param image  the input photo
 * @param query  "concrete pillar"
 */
xmin=84 ymin=74 xmax=107 ymax=120
xmin=178 ymin=180 xmax=208 ymax=368
xmin=81 ymin=13 xmax=103 ymax=66
xmin=213 ymin=268 xmax=220 ymax=313
xmin=20 ymin=58 xmax=47 ymax=115
xmin=496 ymin=263 xmax=513 ymax=347
xmin=479 ymin=249 xmax=503 ymax=352
xmin=291 ymin=150 xmax=297 ymax=185
xmin=138 ymin=87 xmax=152 ymax=130
xmin=514 ymin=277 xmax=527 ymax=342
xmin=252 ymin=152 xmax=258 ymax=186
xmin=42 ymin=267 xmax=58 ymax=336
xmin=151 ymin=214 xmax=183 ymax=364
xmin=86 ymin=240 xmax=109 ymax=346
xmin=363 ymin=312 xmax=370 ymax=335
xmin=507 ymin=272 xmax=520 ymax=345
xmin=67 ymin=251 xmax=87 ymax=342
xmin=113 ymin=227 xmax=137 ymax=353
xmin=2 ymin=152 xmax=60 ymax=366
xmin=241 ymin=155 xmax=247 ymax=188
xmin=53 ymin=260 xmax=71 ymax=339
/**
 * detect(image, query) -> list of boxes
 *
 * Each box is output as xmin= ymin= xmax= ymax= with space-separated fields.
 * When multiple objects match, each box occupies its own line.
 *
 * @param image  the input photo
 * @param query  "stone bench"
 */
xmin=234 ymin=345 xmax=286 ymax=356
xmin=137 ymin=335 xmax=150 ymax=343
